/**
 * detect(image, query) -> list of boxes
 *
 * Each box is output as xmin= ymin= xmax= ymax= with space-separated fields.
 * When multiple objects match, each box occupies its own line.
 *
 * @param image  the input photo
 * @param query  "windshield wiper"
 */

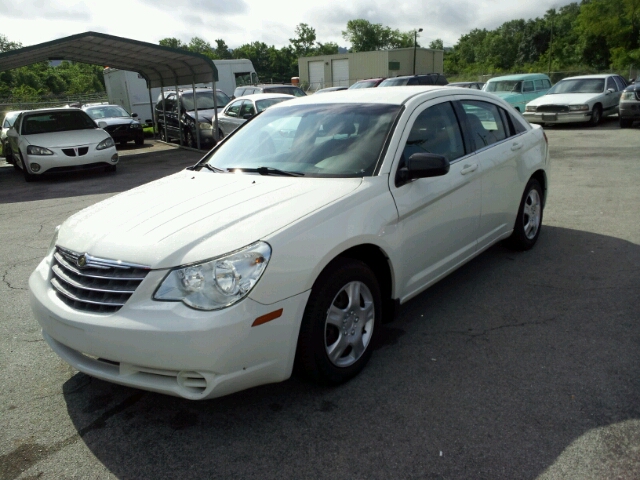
xmin=187 ymin=163 xmax=225 ymax=172
xmin=227 ymin=166 xmax=304 ymax=177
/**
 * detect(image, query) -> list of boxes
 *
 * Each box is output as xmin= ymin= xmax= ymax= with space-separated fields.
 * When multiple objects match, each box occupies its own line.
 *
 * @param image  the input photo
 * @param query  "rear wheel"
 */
xmin=505 ymin=178 xmax=543 ymax=250
xmin=296 ymin=259 xmax=381 ymax=384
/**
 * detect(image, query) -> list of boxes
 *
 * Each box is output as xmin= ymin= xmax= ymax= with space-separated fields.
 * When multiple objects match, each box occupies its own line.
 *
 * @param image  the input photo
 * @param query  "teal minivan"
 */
xmin=483 ymin=73 xmax=552 ymax=112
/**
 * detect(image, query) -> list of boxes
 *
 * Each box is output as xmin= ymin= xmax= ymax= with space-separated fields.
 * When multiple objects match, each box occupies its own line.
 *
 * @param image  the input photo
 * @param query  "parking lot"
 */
xmin=1 ymin=118 xmax=639 ymax=479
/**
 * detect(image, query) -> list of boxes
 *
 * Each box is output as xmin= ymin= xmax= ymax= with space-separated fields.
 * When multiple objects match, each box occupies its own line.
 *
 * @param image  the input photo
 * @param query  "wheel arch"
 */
xmin=530 ymin=169 xmax=548 ymax=206
xmin=322 ymin=243 xmax=398 ymax=324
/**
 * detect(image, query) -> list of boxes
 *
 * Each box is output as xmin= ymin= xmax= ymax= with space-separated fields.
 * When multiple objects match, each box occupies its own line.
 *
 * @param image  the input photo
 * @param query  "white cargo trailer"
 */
xmin=103 ymin=59 xmax=258 ymax=123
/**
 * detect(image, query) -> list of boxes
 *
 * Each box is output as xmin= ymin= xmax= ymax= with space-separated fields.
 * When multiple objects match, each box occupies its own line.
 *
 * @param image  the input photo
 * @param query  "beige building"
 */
xmin=298 ymin=48 xmax=444 ymax=90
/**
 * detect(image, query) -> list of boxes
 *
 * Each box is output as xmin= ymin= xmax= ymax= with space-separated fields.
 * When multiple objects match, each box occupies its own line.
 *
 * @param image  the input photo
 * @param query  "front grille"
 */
xmin=51 ymin=247 xmax=150 ymax=314
xmin=105 ymin=125 xmax=125 ymax=133
xmin=61 ymin=147 xmax=89 ymax=157
xmin=536 ymin=105 xmax=570 ymax=113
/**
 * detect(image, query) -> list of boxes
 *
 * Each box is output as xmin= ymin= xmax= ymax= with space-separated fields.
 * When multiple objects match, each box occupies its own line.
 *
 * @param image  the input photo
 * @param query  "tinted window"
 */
xmin=239 ymin=101 xmax=256 ymax=117
xmin=523 ymin=81 xmax=535 ymax=92
xmin=379 ymin=78 xmax=409 ymax=87
xmin=613 ymin=76 xmax=626 ymax=90
xmin=402 ymin=102 xmax=464 ymax=163
xmin=226 ymin=100 xmax=243 ymax=117
xmin=548 ymin=78 xmax=604 ymax=94
xmin=606 ymin=77 xmax=617 ymax=91
xmin=460 ymin=100 xmax=508 ymax=151
xmin=181 ymin=91 xmax=230 ymax=111
xmin=486 ymin=80 xmax=522 ymax=93
xmin=534 ymin=80 xmax=546 ymax=90
xmin=85 ymin=106 xmax=130 ymax=119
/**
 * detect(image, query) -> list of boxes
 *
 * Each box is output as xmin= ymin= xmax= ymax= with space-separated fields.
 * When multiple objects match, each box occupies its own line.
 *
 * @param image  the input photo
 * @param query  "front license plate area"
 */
xmin=542 ymin=114 xmax=558 ymax=121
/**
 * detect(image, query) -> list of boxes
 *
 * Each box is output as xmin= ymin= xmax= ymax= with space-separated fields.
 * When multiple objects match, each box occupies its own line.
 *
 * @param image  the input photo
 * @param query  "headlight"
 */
xmin=48 ymin=225 xmax=60 ymax=257
xmin=568 ymin=105 xmax=589 ymax=111
xmin=621 ymin=92 xmax=635 ymax=101
xmin=154 ymin=242 xmax=271 ymax=310
xmin=525 ymin=105 xmax=537 ymax=112
xmin=129 ymin=123 xmax=142 ymax=129
xmin=27 ymin=145 xmax=54 ymax=155
xmin=199 ymin=122 xmax=213 ymax=130
xmin=96 ymin=137 xmax=115 ymax=150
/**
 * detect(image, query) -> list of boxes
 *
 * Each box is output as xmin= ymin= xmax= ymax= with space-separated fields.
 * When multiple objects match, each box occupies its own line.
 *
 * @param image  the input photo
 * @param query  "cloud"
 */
xmin=138 ymin=0 xmax=249 ymax=16
xmin=2 ymin=1 xmax=91 ymax=20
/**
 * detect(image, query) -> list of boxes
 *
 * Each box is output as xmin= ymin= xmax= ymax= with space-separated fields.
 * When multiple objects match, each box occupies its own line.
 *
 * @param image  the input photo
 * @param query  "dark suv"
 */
xmin=233 ymin=84 xmax=306 ymax=99
xmin=155 ymin=88 xmax=231 ymax=149
xmin=379 ymin=74 xmax=448 ymax=87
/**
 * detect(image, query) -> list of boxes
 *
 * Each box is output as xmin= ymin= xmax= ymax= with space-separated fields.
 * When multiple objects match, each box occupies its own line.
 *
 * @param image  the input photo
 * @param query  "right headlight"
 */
xmin=96 ymin=137 xmax=115 ymax=150
xmin=154 ymin=241 xmax=271 ymax=311
xmin=621 ymin=91 xmax=635 ymax=101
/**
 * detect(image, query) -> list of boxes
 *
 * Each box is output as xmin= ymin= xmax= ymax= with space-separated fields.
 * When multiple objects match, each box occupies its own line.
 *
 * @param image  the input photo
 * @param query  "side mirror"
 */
xmin=396 ymin=153 xmax=450 ymax=187
xmin=131 ymin=113 xmax=138 ymax=118
xmin=98 ymin=121 xmax=108 ymax=129
xmin=606 ymin=88 xmax=614 ymax=94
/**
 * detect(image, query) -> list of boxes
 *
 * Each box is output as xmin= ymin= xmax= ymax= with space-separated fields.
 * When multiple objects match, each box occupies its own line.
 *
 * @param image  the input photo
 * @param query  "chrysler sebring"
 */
xmin=29 ymin=87 xmax=550 ymax=400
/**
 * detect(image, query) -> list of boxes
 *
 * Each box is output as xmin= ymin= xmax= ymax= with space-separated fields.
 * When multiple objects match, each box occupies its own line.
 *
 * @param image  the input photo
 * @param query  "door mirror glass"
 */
xmin=98 ymin=121 xmax=108 ymax=129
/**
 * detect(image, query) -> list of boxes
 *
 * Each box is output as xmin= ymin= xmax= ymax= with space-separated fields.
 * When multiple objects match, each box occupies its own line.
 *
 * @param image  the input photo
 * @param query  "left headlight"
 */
xmin=27 ymin=145 xmax=54 ymax=155
xmin=96 ymin=137 xmax=115 ymax=150
xmin=129 ymin=123 xmax=142 ymax=129
xmin=568 ymin=105 xmax=589 ymax=111
xmin=621 ymin=91 xmax=635 ymax=101
xmin=154 ymin=241 xmax=272 ymax=311
xmin=199 ymin=122 xmax=213 ymax=130
xmin=525 ymin=105 xmax=537 ymax=112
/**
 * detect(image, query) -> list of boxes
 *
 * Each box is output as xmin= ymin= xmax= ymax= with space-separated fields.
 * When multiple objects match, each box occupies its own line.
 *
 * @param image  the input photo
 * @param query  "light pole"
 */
xmin=413 ymin=28 xmax=423 ymax=75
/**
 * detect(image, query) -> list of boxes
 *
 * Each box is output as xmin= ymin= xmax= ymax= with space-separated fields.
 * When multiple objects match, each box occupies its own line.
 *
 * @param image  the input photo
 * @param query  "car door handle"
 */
xmin=461 ymin=163 xmax=478 ymax=175
xmin=511 ymin=142 xmax=523 ymax=151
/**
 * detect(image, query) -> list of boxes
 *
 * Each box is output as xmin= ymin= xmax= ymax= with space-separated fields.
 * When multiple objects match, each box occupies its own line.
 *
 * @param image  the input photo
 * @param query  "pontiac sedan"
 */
xmin=30 ymin=87 xmax=549 ymax=400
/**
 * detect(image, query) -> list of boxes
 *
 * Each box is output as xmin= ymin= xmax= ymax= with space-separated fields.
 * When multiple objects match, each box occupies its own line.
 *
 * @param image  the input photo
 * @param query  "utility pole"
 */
xmin=413 ymin=28 xmax=423 ymax=75
xmin=548 ymin=12 xmax=554 ymax=77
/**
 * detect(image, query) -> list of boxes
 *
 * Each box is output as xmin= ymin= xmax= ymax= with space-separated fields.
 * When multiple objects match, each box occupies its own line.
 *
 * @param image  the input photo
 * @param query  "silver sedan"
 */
xmin=217 ymin=93 xmax=293 ymax=138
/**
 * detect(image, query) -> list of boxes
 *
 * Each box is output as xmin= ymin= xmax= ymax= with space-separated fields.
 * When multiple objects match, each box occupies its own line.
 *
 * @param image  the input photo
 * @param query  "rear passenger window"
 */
xmin=460 ymin=100 xmax=508 ymax=151
xmin=535 ymin=80 xmax=546 ymax=90
xmin=402 ymin=102 xmax=465 ymax=163
xmin=613 ymin=76 xmax=625 ymax=91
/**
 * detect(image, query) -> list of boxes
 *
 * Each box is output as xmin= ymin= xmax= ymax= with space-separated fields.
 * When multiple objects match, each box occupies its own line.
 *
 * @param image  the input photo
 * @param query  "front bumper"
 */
xmin=619 ymin=103 xmax=640 ymax=120
xmin=29 ymin=254 xmax=310 ymax=400
xmin=25 ymin=147 xmax=118 ymax=174
xmin=524 ymin=111 xmax=592 ymax=124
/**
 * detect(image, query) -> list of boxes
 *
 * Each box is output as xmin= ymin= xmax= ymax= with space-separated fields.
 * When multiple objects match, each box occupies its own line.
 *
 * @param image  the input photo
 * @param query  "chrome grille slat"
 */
xmin=51 ymin=247 xmax=150 ymax=314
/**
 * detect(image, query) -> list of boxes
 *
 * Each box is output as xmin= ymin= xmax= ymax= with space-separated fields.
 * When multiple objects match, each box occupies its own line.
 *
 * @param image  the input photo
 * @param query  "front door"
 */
xmin=389 ymin=99 xmax=482 ymax=301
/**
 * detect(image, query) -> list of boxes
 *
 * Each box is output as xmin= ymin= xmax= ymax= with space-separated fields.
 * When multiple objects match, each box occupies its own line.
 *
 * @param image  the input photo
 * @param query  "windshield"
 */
xmin=548 ymin=78 xmax=605 ymax=94
xmin=485 ymin=80 xmax=522 ymax=93
xmin=85 ymin=105 xmax=130 ymax=119
xmin=349 ymin=80 xmax=379 ymax=89
xmin=181 ymin=91 xmax=231 ymax=111
xmin=21 ymin=111 xmax=96 ymax=135
xmin=203 ymin=103 xmax=401 ymax=177
xmin=379 ymin=78 xmax=408 ymax=87
xmin=255 ymin=97 xmax=292 ymax=112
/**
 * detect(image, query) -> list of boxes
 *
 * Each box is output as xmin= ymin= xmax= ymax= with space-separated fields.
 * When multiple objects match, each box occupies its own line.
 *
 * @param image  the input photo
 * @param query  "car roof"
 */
xmin=266 ymin=85 xmax=499 ymax=108
xmin=82 ymin=104 xmax=123 ymax=109
xmin=559 ymin=74 xmax=617 ymax=81
xmin=232 ymin=93 xmax=294 ymax=101
xmin=22 ymin=107 xmax=84 ymax=115
xmin=487 ymin=73 xmax=550 ymax=82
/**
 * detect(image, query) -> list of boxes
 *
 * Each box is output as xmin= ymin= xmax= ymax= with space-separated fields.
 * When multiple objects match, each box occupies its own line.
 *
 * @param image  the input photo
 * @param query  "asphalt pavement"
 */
xmin=1 ymin=121 xmax=639 ymax=479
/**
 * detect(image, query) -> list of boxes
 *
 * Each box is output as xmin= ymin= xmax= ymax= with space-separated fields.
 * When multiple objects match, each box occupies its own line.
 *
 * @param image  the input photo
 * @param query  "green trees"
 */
xmin=342 ymin=19 xmax=416 ymax=51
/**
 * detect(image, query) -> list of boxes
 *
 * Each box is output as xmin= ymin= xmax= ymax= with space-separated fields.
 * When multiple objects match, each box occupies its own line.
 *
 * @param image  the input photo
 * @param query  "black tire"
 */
xmin=589 ymin=104 xmax=602 ymax=126
xmin=619 ymin=118 xmax=632 ymax=128
xmin=19 ymin=153 xmax=36 ymax=182
xmin=159 ymin=127 xmax=167 ymax=142
xmin=119 ymin=139 xmax=128 ymax=146
xmin=185 ymin=129 xmax=196 ymax=148
xmin=105 ymin=164 xmax=117 ymax=173
xmin=295 ymin=258 xmax=381 ymax=384
xmin=135 ymin=135 xmax=144 ymax=145
xmin=505 ymin=178 xmax=543 ymax=250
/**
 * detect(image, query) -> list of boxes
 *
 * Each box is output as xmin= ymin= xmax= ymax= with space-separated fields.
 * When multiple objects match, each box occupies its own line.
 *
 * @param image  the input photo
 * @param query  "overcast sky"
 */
xmin=1 ymin=0 xmax=578 ymax=50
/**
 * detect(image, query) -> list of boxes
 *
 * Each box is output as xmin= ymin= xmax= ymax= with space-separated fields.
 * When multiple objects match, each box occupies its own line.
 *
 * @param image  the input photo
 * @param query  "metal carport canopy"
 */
xmin=0 ymin=31 xmax=218 ymax=88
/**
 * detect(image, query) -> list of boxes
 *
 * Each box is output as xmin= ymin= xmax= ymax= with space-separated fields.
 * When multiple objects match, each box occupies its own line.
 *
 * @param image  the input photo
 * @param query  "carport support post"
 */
xmin=148 ymin=85 xmax=156 ymax=138
xmin=192 ymin=82 xmax=201 ymax=150
xmin=212 ymin=83 xmax=219 ymax=142
xmin=161 ymin=87 xmax=168 ymax=143
xmin=176 ymin=84 xmax=183 ymax=147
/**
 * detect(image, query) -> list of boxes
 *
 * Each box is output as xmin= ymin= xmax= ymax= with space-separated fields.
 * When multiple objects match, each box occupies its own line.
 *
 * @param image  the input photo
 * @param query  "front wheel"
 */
xmin=159 ymin=127 xmax=167 ymax=142
xmin=186 ymin=129 xmax=196 ymax=148
xmin=505 ymin=178 xmax=543 ymax=250
xmin=589 ymin=105 xmax=602 ymax=126
xmin=619 ymin=118 xmax=632 ymax=128
xmin=19 ymin=152 xmax=36 ymax=182
xmin=296 ymin=259 xmax=381 ymax=384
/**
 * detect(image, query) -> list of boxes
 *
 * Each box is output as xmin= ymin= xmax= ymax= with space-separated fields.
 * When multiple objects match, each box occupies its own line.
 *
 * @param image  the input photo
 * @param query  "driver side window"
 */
xmin=402 ymin=102 xmax=465 ymax=163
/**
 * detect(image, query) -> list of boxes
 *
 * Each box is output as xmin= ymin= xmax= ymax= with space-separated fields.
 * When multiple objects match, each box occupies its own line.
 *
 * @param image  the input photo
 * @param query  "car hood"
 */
xmin=57 ymin=170 xmax=362 ymax=269
xmin=23 ymin=129 xmax=110 ymax=148
xmin=186 ymin=108 xmax=224 ymax=123
xmin=98 ymin=117 xmax=138 ymax=126
xmin=528 ymin=93 xmax=602 ymax=106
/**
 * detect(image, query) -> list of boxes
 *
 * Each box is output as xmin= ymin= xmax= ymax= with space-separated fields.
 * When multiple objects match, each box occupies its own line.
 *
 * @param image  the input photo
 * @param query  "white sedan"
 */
xmin=6 ymin=108 xmax=118 ymax=182
xmin=524 ymin=74 xmax=627 ymax=126
xmin=217 ymin=93 xmax=293 ymax=138
xmin=29 ymin=87 xmax=549 ymax=400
